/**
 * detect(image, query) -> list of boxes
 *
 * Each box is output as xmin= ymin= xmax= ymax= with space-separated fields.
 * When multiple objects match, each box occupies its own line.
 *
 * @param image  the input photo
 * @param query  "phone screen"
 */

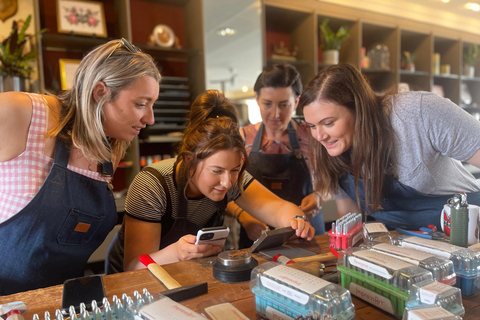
xmin=62 ymin=275 xmax=105 ymax=314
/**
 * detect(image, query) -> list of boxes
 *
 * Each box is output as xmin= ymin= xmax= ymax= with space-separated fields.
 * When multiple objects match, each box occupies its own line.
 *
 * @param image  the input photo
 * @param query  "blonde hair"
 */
xmin=48 ymin=39 xmax=161 ymax=162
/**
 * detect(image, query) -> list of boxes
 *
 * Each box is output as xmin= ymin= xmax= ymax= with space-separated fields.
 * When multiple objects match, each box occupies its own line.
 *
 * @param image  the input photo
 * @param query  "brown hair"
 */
xmin=253 ymin=63 xmax=303 ymax=97
xmin=176 ymin=90 xmax=249 ymax=195
xmin=298 ymin=64 xmax=394 ymax=213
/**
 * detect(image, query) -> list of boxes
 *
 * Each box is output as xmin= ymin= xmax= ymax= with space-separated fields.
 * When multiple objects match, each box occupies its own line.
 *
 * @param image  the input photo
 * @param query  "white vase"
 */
xmin=323 ymin=50 xmax=339 ymax=65
xmin=0 ymin=75 xmax=27 ymax=92
xmin=464 ymin=65 xmax=475 ymax=78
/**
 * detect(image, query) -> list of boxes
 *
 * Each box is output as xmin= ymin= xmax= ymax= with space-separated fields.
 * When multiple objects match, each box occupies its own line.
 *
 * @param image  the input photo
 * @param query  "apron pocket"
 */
xmin=57 ymin=208 xmax=105 ymax=245
xmin=262 ymin=176 xmax=291 ymax=201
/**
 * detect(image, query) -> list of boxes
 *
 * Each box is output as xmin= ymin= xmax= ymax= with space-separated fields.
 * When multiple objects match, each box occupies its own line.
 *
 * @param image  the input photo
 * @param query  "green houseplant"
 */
xmin=319 ymin=19 xmax=350 ymax=65
xmin=464 ymin=44 xmax=479 ymax=77
xmin=0 ymin=14 xmax=46 ymax=91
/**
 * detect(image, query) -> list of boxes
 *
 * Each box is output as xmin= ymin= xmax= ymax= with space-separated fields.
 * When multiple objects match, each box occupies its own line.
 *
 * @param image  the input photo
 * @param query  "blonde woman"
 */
xmin=0 ymin=38 xmax=161 ymax=294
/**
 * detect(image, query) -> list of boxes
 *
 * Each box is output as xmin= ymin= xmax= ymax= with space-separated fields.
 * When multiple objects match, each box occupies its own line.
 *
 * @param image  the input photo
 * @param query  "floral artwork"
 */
xmin=63 ymin=6 xmax=100 ymax=27
xmin=56 ymin=0 xmax=107 ymax=38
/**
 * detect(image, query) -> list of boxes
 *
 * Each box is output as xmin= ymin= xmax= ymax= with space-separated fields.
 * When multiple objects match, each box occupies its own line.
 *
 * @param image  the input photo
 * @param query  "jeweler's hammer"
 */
xmin=139 ymin=255 xmax=208 ymax=302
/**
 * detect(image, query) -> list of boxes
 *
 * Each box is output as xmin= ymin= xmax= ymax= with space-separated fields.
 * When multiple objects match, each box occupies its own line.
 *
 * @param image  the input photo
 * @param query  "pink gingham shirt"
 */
xmin=0 ymin=93 xmax=111 ymax=222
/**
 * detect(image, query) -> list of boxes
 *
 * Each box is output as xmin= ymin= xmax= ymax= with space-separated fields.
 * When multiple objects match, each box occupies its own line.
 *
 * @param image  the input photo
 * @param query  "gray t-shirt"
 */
xmin=335 ymin=91 xmax=480 ymax=198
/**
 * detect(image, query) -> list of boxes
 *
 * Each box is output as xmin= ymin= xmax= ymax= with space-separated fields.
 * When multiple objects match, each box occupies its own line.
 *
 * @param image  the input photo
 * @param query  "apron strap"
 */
xmin=251 ymin=123 xmax=265 ymax=152
xmin=251 ymin=121 xmax=302 ymax=155
xmin=53 ymin=137 xmax=70 ymax=167
xmin=53 ymin=136 xmax=114 ymax=175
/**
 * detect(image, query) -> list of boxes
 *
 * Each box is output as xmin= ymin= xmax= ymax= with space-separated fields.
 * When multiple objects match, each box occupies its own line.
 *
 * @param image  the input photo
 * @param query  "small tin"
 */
xmin=212 ymin=250 xmax=258 ymax=283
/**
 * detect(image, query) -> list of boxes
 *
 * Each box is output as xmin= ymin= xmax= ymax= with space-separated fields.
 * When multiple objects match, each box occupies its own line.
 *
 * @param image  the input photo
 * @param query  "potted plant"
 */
xmin=401 ymin=51 xmax=416 ymax=72
xmin=0 ymin=14 xmax=46 ymax=92
xmin=464 ymin=44 xmax=479 ymax=78
xmin=319 ymin=19 xmax=351 ymax=65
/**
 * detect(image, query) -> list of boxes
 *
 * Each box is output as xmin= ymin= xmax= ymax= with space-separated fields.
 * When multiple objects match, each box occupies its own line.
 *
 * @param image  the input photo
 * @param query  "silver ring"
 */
xmin=294 ymin=215 xmax=308 ymax=221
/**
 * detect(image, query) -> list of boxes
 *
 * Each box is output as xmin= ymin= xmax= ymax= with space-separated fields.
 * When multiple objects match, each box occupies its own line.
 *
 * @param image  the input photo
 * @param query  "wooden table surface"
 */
xmin=1 ymin=235 xmax=479 ymax=319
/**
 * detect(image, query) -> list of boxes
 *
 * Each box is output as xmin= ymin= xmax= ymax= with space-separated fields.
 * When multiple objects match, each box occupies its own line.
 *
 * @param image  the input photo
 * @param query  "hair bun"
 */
xmin=207 ymin=107 xmax=238 ymax=123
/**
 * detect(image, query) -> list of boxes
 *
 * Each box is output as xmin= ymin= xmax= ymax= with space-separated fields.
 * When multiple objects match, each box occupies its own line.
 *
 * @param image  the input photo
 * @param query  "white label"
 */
xmin=265 ymin=306 xmax=293 ymax=320
xmin=418 ymin=281 xmax=451 ymax=304
xmin=364 ymin=222 xmax=388 ymax=234
xmin=349 ymin=282 xmax=394 ymax=315
xmin=261 ymin=276 xmax=309 ymax=305
xmin=469 ymin=242 xmax=480 ymax=252
xmin=204 ymin=303 xmax=249 ymax=320
xmin=372 ymin=243 xmax=435 ymax=265
xmin=352 ymin=231 xmax=363 ymax=246
xmin=139 ymin=298 xmax=205 ymax=320
xmin=350 ymin=250 xmax=413 ymax=279
xmin=408 ymin=306 xmax=455 ymax=320
xmin=401 ymin=237 xmax=462 ymax=259
xmin=263 ymin=265 xmax=330 ymax=296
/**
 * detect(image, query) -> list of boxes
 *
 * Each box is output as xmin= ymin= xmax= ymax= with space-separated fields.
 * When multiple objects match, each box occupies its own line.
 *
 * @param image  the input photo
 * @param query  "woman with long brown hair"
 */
xmin=299 ymin=63 xmax=480 ymax=230
xmin=106 ymin=90 xmax=314 ymax=273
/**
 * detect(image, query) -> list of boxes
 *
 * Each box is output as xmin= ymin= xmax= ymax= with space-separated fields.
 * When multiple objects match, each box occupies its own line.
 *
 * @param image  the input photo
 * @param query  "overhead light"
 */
xmin=217 ymin=27 xmax=236 ymax=37
xmin=441 ymin=0 xmax=450 ymax=3
xmin=465 ymin=2 xmax=480 ymax=11
xmin=241 ymin=85 xmax=248 ymax=93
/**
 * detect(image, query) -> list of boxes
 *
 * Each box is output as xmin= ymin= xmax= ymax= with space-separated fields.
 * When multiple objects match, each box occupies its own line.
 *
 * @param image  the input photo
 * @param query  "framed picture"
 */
xmin=56 ymin=0 xmax=107 ymax=38
xmin=59 ymin=59 xmax=81 ymax=90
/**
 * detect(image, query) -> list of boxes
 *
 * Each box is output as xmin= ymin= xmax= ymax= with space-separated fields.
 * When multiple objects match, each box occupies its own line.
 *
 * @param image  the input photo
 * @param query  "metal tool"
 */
xmin=395 ymin=227 xmax=445 ymax=240
xmin=139 ymin=255 xmax=208 ymax=302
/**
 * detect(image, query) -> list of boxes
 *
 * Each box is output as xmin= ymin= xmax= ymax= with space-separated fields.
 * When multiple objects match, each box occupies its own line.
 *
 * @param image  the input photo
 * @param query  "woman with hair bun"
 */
xmin=106 ymin=90 xmax=314 ymax=273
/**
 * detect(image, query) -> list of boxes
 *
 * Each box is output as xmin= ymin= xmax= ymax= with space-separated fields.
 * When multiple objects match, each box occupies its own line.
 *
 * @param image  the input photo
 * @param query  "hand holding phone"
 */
xmin=195 ymin=226 xmax=230 ymax=247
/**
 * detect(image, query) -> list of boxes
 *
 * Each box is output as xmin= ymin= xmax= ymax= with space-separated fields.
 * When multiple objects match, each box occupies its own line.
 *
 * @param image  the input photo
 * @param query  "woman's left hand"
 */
xmin=290 ymin=216 xmax=315 ymax=241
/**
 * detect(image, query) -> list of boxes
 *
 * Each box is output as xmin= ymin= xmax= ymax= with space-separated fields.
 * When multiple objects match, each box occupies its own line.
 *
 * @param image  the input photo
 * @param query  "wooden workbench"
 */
xmin=0 ymin=235 xmax=478 ymax=319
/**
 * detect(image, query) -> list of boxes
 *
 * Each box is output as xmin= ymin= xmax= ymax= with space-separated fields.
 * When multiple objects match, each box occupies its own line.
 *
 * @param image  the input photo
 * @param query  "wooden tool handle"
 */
xmin=139 ymin=254 xmax=181 ymax=289
xmin=292 ymin=252 xmax=337 ymax=263
xmin=147 ymin=264 xmax=181 ymax=289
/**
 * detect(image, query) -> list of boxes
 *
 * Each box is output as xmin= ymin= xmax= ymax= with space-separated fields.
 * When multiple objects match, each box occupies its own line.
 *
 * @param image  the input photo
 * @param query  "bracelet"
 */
xmin=294 ymin=215 xmax=308 ymax=221
xmin=233 ymin=206 xmax=241 ymax=218
xmin=236 ymin=209 xmax=245 ymax=222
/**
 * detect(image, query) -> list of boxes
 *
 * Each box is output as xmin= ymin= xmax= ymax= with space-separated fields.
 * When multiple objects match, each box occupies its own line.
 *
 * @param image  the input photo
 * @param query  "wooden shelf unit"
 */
xmin=262 ymin=0 xmax=480 ymax=111
xmin=35 ymin=0 xmax=205 ymax=193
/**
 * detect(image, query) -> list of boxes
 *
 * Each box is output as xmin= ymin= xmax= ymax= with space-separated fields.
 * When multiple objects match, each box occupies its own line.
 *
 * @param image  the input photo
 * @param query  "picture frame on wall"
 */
xmin=59 ymin=59 xmax=81 ymax=90
xmin=56 ymin=0 xmax=107 ymax=38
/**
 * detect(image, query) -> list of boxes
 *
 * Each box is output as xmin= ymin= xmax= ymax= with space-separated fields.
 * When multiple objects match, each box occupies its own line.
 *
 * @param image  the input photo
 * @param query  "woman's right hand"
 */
xmin=174 ymin=234 xmax=222 ymax=261
xmin=239 ymin=213 xmax=268 ymax=241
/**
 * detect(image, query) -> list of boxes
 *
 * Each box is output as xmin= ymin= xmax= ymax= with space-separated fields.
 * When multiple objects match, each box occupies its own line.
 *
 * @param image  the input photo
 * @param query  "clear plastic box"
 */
xmin=406 ymin=280 xmax=465 ymax=317
xmin=337 ymin=248 xmax=433 ymax=318
xmin=394 ymin=235 xmax=480 ymax=296
xmin=250 ymin=261 xmax=355 ymax=320
xmin=361 ymin=242 xmax=456 ymax=285
xmin=363 ymin=221 xmax=392 ymax=244
xmin=402 ymin=305 xmax=462 ymax=320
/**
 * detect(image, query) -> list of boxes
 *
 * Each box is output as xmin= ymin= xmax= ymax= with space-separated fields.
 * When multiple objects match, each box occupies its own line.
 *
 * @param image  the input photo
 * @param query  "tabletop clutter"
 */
xmin=3 ymin=195 xmax=480 ymax=320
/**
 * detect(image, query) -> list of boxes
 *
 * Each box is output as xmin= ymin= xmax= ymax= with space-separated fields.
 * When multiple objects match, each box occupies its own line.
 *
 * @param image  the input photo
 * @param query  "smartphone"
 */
xmin=195 ymin=226 xmax=230 ymax=247
xmin=61 ymin=275 xmax=106 ymax=314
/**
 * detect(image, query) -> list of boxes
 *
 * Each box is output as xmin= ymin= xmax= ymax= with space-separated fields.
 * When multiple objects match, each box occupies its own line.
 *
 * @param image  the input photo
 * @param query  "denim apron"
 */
xmin=0 ymin=138 xmax=117 ymax=295
xmin=339 ymin=172 xmax=480 ymax=230
xmin=239 ymin=122 xmax=318 ymax=248
xmin=105 ymin=162 xmax=225 ymax=274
